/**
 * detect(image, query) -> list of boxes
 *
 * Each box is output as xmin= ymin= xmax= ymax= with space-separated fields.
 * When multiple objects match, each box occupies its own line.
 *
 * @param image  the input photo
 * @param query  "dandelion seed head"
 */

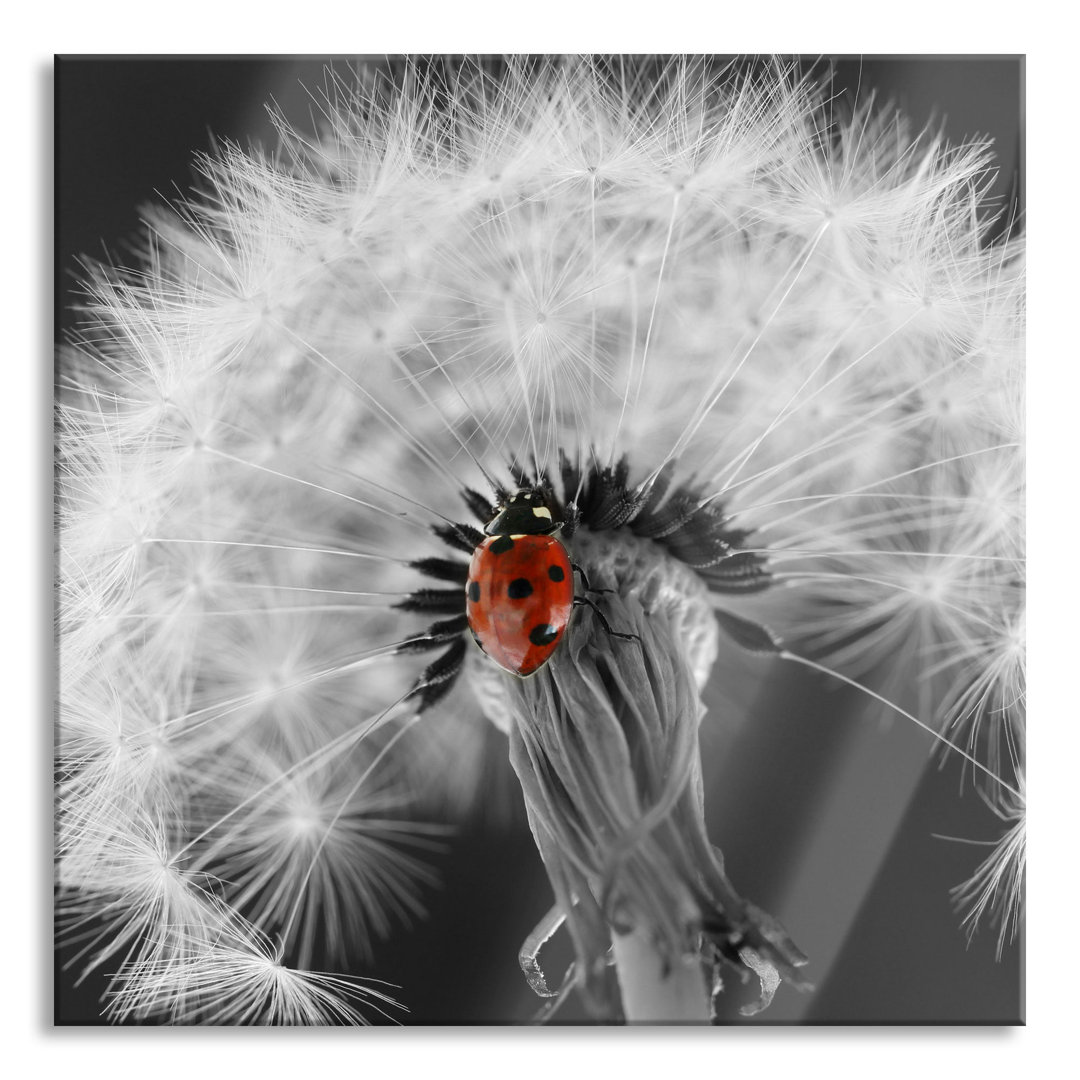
xmin=106 ymin=918 xmax=404 ymax=1025
xmin=952 ymin=781 xmax=1025 ymax=960
xmin=58 ymin=56 xmax=1023 ymax=1022
xmin=186 ymin=751 xmax=439 ymax=966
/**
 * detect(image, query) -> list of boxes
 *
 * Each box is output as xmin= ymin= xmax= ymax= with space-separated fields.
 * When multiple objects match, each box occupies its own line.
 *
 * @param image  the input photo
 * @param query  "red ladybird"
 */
xmin=465 ymin=489 xmax=637 ymax=676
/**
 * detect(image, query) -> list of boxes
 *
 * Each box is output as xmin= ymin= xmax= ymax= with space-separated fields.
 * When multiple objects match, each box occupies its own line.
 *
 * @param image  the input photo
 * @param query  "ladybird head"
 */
xmin=484 ymin=488 xmax=560 ymax=536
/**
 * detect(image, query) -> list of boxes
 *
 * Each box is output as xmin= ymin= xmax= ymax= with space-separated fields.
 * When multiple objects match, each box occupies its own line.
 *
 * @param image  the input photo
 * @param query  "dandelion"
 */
xmin=56 ymin=56 xmax=1024 ymax=1024
xmin=951 ymin=779 xmax=1026 ymax=960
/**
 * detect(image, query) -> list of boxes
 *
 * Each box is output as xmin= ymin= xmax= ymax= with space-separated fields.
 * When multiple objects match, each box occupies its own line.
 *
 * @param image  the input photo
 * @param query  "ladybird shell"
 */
xmin=465 ymin=534 xmax=574 ymax=675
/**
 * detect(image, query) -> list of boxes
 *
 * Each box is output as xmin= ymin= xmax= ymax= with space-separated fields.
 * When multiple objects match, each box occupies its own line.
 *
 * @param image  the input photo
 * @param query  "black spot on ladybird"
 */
xmin=547 ymin=565 xmax=565 ymax=583
xmin=507 ymin=578 xmax=533 ymax=599
xmin=489 ymin=535 xmax=515 ymax=555
xmin=529 ymin=623 xmax=558 ymax=646
xmin=467 ymin=581 xmax=481 ymax=602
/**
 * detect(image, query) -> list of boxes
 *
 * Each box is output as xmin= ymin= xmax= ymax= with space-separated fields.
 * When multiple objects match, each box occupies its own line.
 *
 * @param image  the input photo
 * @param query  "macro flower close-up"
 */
xmin=55 ymin=55 xmax=1024 ymax=1025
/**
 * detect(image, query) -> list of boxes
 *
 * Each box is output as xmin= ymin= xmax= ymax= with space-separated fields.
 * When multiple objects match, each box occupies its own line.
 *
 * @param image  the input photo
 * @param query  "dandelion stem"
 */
xmin=612 ymin=929 xmax=710 ymax=1024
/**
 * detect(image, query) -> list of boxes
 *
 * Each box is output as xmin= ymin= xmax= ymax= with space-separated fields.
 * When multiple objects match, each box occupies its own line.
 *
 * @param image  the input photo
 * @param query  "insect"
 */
xmin=465 ymin=488 xmax=639 ymax=676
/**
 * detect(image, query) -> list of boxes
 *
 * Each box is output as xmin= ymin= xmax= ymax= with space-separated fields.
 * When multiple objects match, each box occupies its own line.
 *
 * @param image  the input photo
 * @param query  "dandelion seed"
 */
xmin=951 ymin=783 xmax=1026 ymax=960
xmin=105 ymin=920 xmax=405 ymax=1025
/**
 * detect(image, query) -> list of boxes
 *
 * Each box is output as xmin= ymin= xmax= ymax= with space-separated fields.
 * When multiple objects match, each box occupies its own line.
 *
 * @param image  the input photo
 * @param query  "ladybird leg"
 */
xmin=519 ymin=903 xmax=567 ymax=998
xmin=570 ymin=562 xmax=614 ymax=595
xmin=572 ymin=595 xmax=641 ymax=643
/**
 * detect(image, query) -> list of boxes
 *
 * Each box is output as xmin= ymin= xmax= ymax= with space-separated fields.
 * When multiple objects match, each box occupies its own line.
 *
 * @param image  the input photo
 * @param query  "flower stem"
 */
xmin=612 ymin=929 xmax=710 ymax=1023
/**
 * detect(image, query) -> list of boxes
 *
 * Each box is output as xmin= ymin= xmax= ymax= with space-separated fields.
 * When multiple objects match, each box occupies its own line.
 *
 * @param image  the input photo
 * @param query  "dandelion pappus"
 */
xmin=465 ymin=487 xmax=639 ymax=676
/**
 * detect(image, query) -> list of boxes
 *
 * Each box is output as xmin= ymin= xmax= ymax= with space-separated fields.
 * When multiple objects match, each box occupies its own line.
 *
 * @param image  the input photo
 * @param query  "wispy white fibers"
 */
xmin=56 ymin=57 xmax=1024 ymax=1023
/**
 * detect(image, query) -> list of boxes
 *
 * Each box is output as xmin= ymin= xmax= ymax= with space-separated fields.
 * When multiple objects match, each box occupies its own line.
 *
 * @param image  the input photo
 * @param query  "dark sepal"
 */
xmin=664 ymin=524 xmax=736 ymax=568
xmin=396 ymin=614 xmax=470 ymax=654
xmin=463 ymin=487 xmax=496 ymax=526
xmin=632 ymin=486 xmax=702 ymax=539
xmin=634 ymin=460 xmax=677 ymax=521
xmin=408 ymin=556 xmax=470 ymax=584
xmin=433 ymin=520 xmax=485 ymax=555
xmin=561 ymin=499 xmax=581 ymax=538
xmin=558 ymin=447 xmax=582 ymax=510
xmin=507 ymin=456 xmax=534 ymax=491
xmin=408 ymin=636 xmax=468 ymax=710
xmin=394 ymin=588 xmax=468 ymax=615
xmin=578 ymin=456 xmax=645 ymax=530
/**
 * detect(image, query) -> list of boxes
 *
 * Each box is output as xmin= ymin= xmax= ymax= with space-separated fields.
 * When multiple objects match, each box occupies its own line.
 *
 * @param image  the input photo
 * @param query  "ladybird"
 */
xmin=464 ymin=488 xmax=637 ymax=676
